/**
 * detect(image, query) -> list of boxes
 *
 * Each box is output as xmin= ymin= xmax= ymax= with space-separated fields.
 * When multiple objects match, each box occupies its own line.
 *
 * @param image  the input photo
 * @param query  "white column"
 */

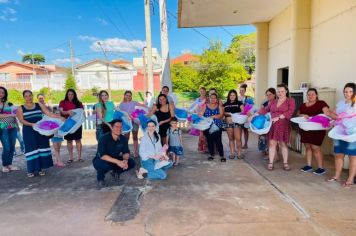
xmin=144 ymin=0 xmax=154 ymax=95
xmin=289 ymin=0 xmax=311 ymax=90
xmin=254 ymin=22 xmax=269 ymax=105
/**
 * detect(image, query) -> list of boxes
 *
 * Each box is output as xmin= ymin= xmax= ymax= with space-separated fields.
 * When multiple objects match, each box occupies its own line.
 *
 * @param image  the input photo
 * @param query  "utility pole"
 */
xmin=69 ymin=40 xmax=75 ymax=77
xmin=159 ymin=0 xmax=172 ymax=91
xmin=30 ymin=53 xmax=36 ymax=90
xmin=143 ymin=47 xmax=147 ymax=92
xmin=144 ymin=0 xmax=154 ymax=95
xmin=97 ymin=41 xmax=112 ymax=98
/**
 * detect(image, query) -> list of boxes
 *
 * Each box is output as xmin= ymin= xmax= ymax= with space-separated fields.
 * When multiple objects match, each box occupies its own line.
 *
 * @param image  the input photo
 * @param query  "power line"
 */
xmin=221 ymin=27 xmax=234 ymax=37
xmin=112 ymin=0 xmax=136 ymax=39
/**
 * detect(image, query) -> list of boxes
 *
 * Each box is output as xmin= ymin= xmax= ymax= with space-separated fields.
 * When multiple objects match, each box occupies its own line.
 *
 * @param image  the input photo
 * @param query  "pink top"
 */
xmin=261 ymin=98 xmax=296 ymax=120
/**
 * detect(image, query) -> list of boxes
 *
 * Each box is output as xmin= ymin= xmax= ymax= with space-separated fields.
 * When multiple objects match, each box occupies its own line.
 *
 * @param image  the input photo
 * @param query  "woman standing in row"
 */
xmin=17 ymin=90 xmax=62 ymax=177
xmin=298 ymin=88 xmax=331 ymax=175
xmin=0 ymin=87 xmax=19 ymax=172
xmin=258 ymin=84 xmax=295 ymax=171
xmin=328 ymin=83 xmax=356 ymax=187
xmin=200 ymin=93 xmax=225 ymax=162
xmin=59 ymin=89 xmax=84 ymax=163
xmin=119 ymin=90 xmax=146 ymax=157
xmin=96 ymin=90 xmax=115 ymax=138
xmin=146 ymin=94 xmax=175 ymax=145
xmin=223 ymin=89 xmax=244 ymax=159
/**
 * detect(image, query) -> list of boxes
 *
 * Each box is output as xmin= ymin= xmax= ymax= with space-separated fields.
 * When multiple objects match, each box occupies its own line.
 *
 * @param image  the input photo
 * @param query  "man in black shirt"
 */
xmin=93 ymin=119 xmax=135 ymax=187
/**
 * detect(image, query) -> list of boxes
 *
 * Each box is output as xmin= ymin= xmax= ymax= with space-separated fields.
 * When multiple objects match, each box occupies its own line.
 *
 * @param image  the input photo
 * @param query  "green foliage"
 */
xmin=38 ymin=87 xmax=50 ymax=101
xmin=22 ymin=54 xmax=45 ymax=64
xmin=64 ymin=72 xmax=77 ymax=91
xmin=171 ymin=63 xmax=199 ymax=92
xmin=196 ymin=41 xmax=249 ymax=95
xmin=228 ymin=32 xmax=256 ymax=73
xmin=8 ymin=90 xmax=23 ymax=104
xmin=91 ymin=86 xmax=100 ymax=95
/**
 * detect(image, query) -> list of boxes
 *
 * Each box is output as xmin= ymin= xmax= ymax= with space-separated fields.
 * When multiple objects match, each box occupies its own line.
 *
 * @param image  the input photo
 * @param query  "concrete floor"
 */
xmin=0 ymin=130 xmax=355 ymax=236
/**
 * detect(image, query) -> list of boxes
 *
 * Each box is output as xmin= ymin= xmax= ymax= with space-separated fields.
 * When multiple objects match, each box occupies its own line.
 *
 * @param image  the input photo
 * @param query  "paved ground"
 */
xmin=0 ymin=130 xmax=355 ymax=236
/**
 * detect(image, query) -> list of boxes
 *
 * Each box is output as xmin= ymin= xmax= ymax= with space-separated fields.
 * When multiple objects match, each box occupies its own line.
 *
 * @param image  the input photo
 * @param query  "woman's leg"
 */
xmin=345 ymin=156 xmax=356 ymax=185
xmin=279 ymin=141 xmax=290 ymax=168
xmin=332 ymin=153 xmax=344 ymax=180
xmin=141 ymin=159 xmax=167 ymax=180
xmin=0 ymin=129 xmax=14 ymax=167
xmin=212 ymin=130 xmax=224 ymax=157
xmin=311 ymin=144 xmax=323 ymax=169
xmin=268 ymin=140 xmax=277 ymax=169
xmin=203 ymin=130 xmax=214 ymax=157
xmin=226 ymin=128 xmax=235 ymax=157
xmin=234 ymin=126 xmax=242 ymax=156
xmin=132 ymin=131 xmax=139 ymax=157
xmin=67 ymin=140 xmax=74 ymax=161
xmin=303 ymin=143 xmax=312 ymax=166
xmin=75 ymin=139 xmax=82 ymax=160
xmin=242 ymin=127 xmax=249 ymax=149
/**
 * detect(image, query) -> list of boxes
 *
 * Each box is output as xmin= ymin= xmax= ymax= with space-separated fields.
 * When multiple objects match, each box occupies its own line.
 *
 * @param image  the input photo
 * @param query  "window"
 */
xmin=17 ymin=73 xmax=32 ymax=80
xmin=0 ymin=73 xmax=10 ymax=81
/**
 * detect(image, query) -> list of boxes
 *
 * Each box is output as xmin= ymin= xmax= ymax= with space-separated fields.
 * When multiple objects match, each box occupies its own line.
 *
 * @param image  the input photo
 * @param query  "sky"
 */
xmin=0 ymin=0 xmax=256 ymax=67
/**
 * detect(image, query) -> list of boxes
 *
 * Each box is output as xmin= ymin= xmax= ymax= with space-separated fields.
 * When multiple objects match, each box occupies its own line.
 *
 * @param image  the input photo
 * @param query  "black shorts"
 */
xmin=64 ymin=126 xmax=83 ymax=141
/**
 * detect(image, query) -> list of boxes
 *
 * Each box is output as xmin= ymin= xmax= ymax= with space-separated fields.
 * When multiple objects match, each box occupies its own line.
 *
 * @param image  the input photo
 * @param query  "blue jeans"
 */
xmin=0 ymin=128 xmax=17 ymax=166
xmin=16 ymin=130 xmax=25 ymax=153
xmin=141 ymin=159 xmax=173 ymax=180
xmin=93 ymin=157 xmax=136 ymax=181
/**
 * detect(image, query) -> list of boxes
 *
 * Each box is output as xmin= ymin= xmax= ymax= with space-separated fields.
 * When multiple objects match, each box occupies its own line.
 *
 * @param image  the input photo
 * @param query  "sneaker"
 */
xmin=300 ymin=165 xmax=313 ymax=172
xmin=2 ymin=166 xmax=10 ymax=173
xmin=313 ymin=168 xmax=326 ymax=175
xmin=96 ymin=180 xmax=108 ymax=189
xmin=8 ymin=165 xmax=20 ymax=171
xmin=136 ymin=167 xmax=148 ymax=179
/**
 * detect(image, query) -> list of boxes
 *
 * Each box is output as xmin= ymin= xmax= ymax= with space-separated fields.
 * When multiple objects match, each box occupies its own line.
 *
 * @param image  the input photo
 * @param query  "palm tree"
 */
xmin=22 ymin=54 xmax=45 ymax=64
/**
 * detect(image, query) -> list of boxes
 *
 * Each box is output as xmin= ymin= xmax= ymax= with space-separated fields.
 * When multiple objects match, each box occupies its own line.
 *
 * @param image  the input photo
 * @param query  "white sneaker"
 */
xmin=136 ymin=167 xmax=148 ymax=179
xmin=8 ymin=165 xmax=20 ymax=171
xmin=2 ymin=166 xmax=10 ymax=173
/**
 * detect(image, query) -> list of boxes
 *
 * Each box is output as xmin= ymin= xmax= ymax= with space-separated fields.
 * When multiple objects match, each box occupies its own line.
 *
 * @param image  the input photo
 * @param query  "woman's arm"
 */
xmin=169 ymin=103 xmax=175 ymax=119
xmin=198 ymin=105 xmax=206 ymax=117
xmin=213 ymin=105 xmax=224 ymax=119
xmin=38 ymin=103 xmax=63 ymax=120
xmin=16 ymin=106 xmax=35 ymax=127
xmin=146 ymin=104 xmax=157 ymax=117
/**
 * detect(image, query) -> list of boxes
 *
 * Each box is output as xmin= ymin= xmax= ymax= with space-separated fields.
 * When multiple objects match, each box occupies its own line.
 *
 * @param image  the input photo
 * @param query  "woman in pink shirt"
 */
xmin=59 ymin=89 xmax=84 ymax=163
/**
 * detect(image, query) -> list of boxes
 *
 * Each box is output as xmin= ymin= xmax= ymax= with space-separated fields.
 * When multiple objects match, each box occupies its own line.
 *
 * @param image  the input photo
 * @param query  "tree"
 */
xmin=64 ymin=72 xmax=77 ymax=90
xmin=228 ymin=33 xmax=256 ymax=73
xmin=171 ymin=63 xmax=199 ymax=92
xmin=196 ymin=41 xmax=249 ymax=95
xmin=22 ymin=54 xmax=46 ymax=64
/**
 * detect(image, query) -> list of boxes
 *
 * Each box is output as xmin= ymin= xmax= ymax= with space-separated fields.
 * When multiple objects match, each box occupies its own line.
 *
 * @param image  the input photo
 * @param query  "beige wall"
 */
xmin=309 ymin=0 xmax=356 ymax=102
xmin=267 ymin=6 xmax=291 ymax=87
xmin=0 ymin=64 xmax=46 ymax=79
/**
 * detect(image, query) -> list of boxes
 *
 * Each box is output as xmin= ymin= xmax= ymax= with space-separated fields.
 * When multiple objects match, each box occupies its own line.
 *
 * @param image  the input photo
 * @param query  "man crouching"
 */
xmin=93 ymin=119 xmax=135 ymax=188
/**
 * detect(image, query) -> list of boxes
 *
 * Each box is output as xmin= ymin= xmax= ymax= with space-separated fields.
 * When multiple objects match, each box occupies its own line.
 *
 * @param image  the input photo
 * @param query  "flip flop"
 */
xmin=78 ymin=159 xmax=85 ymax=163
xmin=342 ymin=182 xmax=354 ymax=188
xmin=66 ymin=160 xmax=74 ymax=164
xmin=326 ymin=177 xmax=341 ymax=182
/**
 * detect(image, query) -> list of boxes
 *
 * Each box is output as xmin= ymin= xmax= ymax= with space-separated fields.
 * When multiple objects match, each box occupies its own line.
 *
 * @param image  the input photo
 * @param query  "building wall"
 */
xmin=133 ymin=72 xmax=161 ymax=92
xmin=267 ymin=6 xmax=291 ymax=87
xmin=309 ymin=0 xmax=356 ymax=102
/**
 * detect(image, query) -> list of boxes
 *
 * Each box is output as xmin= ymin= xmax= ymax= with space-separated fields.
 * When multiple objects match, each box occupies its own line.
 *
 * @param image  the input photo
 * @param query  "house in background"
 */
xmin=75 ymin=59 xmax=137 ymax=90
xmin=0 ymin=61 xmax=67 ymax=90
xmin=171 ymin=53 xmax=199 ymax=66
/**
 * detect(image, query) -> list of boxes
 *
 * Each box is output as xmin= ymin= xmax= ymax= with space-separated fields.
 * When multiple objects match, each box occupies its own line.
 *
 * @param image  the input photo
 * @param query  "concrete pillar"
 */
xmin=289 ymin=0 xmax=311 ymax=90
xmin=254 ymin=22 xmax=269 ymax=105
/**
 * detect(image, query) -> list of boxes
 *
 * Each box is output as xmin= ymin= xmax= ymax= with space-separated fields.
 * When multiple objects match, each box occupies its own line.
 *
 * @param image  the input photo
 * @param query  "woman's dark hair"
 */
xmin=0 ymin=86 xmax=8 ymax=103
xmin=344 ymin=82 xmax=356 ymax=107
xmin=37 ymin=93 xmax=45 ymax=99
xmin=124 ymin=90 xmax=132 ymax=100
xmin=162 ymin=86 xmax=169 ymax=91
xmin=98 ymin=90 xmax=109 ymax=114
xmin=22 ymin=90 xmax=33 ymax=97
xmin=226 ymin=89 xmax=238 ymax=103
xmin=156 ymin=94 xmax=169 ymax=110
xmin=64 ymin=89 xmax=81 ymax=108
xmin=265 ymin=87 xmax=276 ymax=99
xmin=277 ymin=84 xmax=290 ymax=98
xmin=240 ymin=83 xmax=247 ymax=90
xmin=209 ymin=93 xmax=218 ymax=100
xmin=200 ymin=87 xmax=206 ymax=91
xmin=145 ymin=91 xmax=152 ymax=96
xmin=307 ymin=88 xmax=319 ymax=100
xmin=147 ymin=120 xmax=159 ymax=142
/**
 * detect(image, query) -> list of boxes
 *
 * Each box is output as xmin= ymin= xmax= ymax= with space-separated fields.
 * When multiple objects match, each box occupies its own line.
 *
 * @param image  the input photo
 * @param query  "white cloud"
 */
xmin=53 ymin=48 xmax=66 ymax=53
xmin=78 ymin=35 xmax=98 ymax=42
xmin=0 ymin=0 xmax=9 ymax=3
xmin=5 ymin=7 xmax=15 ymax=14
xmin=0 ymin=15 xmax=6 ymax=21
xmin=17 ymin=49 xmax=29 ymax=56
xmin=90 ymin=38 xmax=146 ymax=53
xmin=96 ymin=17 xmax=108 ymax=25
xmin=52 ymin=57 xmax=81 ymax=65
xmin=9 ymin=17 xmax=16 ymax=21
xmin=181 ymin=49 xmax=192 ymax=54
xmin=1 ymin=6 xmax=17 ymax=22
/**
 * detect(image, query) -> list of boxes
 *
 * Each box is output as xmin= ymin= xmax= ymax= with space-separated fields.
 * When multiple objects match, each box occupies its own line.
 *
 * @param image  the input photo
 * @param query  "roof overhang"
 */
xmin=178 ymin=0 xmax=291 ymax=28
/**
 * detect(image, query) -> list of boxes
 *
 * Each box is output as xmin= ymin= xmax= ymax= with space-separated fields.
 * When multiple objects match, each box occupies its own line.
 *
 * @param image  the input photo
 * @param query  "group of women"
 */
xmin=0 ymin=82 xmax=355 ymax=187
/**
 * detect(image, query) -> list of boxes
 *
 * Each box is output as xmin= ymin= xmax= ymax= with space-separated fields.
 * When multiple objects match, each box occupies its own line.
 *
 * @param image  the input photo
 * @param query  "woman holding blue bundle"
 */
xmin=17 ymin=90 xmax=63 ymax=177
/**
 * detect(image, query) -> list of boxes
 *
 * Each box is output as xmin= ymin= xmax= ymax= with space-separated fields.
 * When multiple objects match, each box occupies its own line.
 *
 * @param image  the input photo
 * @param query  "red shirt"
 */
xmin=59 ymin=100 xmax=83 ymax=118
xmin=298 ymin=100 xmax=329 ymax=116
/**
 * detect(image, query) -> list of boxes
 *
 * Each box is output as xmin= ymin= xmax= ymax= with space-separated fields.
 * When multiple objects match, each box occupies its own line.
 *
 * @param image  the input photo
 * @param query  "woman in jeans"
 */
xmin=199 ymin=93 xmax=225 ymax=162
xmin=0 ymin=86 xmax=19 ymax=173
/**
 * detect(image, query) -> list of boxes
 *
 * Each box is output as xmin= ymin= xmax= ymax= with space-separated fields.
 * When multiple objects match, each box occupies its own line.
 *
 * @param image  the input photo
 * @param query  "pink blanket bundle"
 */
xmin=241 ymin=104 xmax=253 ymax=115
xmin=38 ymin=121 xmax=60 ymax=130
xmin=308 ymin=115 xmax=331 ymax=128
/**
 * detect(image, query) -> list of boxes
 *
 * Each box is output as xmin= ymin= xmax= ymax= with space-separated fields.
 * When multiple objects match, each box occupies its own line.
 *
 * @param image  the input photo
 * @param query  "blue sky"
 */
xmin=0 ymin=0 xmax=256 ymax=66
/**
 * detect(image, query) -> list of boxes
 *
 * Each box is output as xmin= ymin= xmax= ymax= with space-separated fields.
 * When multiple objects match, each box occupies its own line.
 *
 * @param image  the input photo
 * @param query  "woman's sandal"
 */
xmin=267 ymin=163 xmax=274 ymax=171
xmin=326 ymin=177 xmax=341 ymax=182
xmin=342 ymin=182 xmax=354 ymax=188
xmin=283 ymin=163 xmax=291 ymax=171
xmin=220 ymin=157 xmax=227 ymax=162
xmin=208 ymin=156 xmax=214 ymax=161
xmin=39 ymin=170 xmax=46 ymax=176
xmin=228 ymin=154 xmax=235 ymax=160
xmin=66 ymin=159 xmax=74 ymax=164
xmin=78 ymin=159 xmax=84 ymax=163
xmin=27 ymin=173 xmax=35 ymax=178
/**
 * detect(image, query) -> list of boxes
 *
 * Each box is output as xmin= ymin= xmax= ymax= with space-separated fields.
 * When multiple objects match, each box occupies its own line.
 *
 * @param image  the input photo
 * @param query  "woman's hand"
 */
xmin=301 ymin=114 xmax=309 ymax=119
xmin=272 ymin=117 xmax=280 ymax=123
